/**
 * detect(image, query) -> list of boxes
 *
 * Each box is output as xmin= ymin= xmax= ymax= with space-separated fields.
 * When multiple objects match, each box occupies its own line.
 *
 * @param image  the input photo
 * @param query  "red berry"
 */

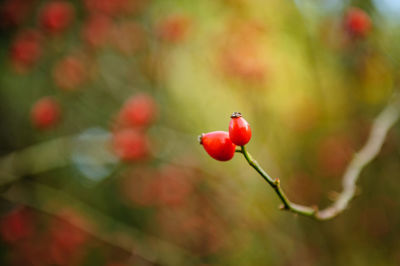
xmin=221 ymin=43 xmax=266 ymax=82
xmin=118 ymin=93 xmax=158 ymax=128
xmin=112 ymin=129 xmax=149 ymax=161
xmin=53 ymin=55 xmax=87 ymax=91
xmin=31 ymin=97 xmax=61 ymax=129
xmin=47 ymin=210 xmax=88 ymax=265
xmin=81 ymin=14 xmax=112 ymax=48
xmin=39 ymin=1 xmax=74 ymax=34
xmin=199 ymin=131 xmax=236 ymax=161
xmin=229 ymin=112 xmax=251 ymax=146
xmin=344 ymin=7 xmax=371 ymax=37
xmin=10 ymin=29 xmax=42 ymax=72
xmin=0 ymin=208 xmax=33 ymax=243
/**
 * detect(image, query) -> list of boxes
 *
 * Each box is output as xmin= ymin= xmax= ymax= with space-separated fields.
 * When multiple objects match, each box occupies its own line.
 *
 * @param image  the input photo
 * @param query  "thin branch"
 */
xmin=0 ymin=125 xmax=196 ymax=187
xmin=316 ymin=95 xmax=400 ymax=220
xmin=241 ymin=94 xmax=400 ymax=220
xmin=0 ymin=136 xmax=72 ymax=187
xmin=241 ymin=146 xmax=316 ymax=217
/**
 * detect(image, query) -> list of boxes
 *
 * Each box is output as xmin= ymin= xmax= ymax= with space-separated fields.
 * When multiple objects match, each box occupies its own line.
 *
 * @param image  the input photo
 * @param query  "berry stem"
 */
xmin=239 ymin=92 xmax=400 ymax=219
xmin=240 ymin=145 xmax=316 ymax=217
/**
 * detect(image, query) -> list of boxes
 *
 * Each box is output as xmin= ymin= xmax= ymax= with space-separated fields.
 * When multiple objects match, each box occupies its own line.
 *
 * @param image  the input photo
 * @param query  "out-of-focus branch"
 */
xmin=0 ymin=136 xmax=72 ymax=187
xmin=316 ymin=94 xmax=400 ymax=220
xmin=1 ymin=181 xmax=198 ymax=265
xmin=242 ymin=94 xmax=400 ymax=220
xmin=0 ymin=125 xmax=197 ymax=188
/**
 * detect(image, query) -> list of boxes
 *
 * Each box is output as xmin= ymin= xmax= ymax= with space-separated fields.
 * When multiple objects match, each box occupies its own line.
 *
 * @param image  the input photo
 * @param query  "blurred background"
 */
xmin=1 ymin=0 xmax=400 ymax=265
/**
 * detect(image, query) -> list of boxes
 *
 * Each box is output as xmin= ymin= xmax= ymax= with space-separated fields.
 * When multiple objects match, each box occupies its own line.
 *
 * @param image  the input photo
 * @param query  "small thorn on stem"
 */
xmin=327 ymin=191 xmax=340 ymax=201
xmin=274 ymin=178 xmax=280 ymax=186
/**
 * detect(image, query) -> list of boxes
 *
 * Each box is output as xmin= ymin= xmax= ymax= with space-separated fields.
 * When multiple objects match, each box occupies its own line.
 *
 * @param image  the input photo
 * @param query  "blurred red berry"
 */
xmin=82 ymin=14 xmax=112 ymax=48
xmin=47 ymin=211 xmax=88 ymax=265
xmin=219 ymin=20 xmax=267 ymax=82
xmin=156 ymin=14 xmax=190 ymax=43
xmin=31 ymin=97 xmax=61 ymax=129
xmin=39 ymin=1 xmax=74 ymax=34
xmin=53 ymin=56 xmax=87 ymax=91
xmin=221 ymin=43 xmax=266 ymax=82
xmin=199 ymin=131 xmax=236 ymax=161
xmin=10 ymin=29 xmax=42 ymax=73
xmin=0 ymin=208 xmax=33 ymax=243
xmin=344 ymin=7 xmax=371 ymax=38
xmin=118 ymin=93 xmax=158 ymax=128
xmin=229 ymin=112 xmax=251 ymax=146
xmin=112 ymin=129 xmax=150 ymax=161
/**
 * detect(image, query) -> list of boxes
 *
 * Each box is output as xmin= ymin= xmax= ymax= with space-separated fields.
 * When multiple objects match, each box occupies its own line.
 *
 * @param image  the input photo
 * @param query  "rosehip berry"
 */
xmin=0 ymin=208 xmax=33 ymax=243
xmin=48 ymin=211 xmax=88 ymax=265
xmin=199 ymin=131 xmax=236 ymax=161
xmin=39 ymin=1 xmax=74 ymax=34
xmin=221 ymin=44 xmax=266 ymax=82
xmin=81 ymin=14 xmax=112 ymax=48
xmin=53 ymin=56 xmax=87 ymax=91
xmin=229 ymin=112 xmax=251 ymax=146
xmin=10 ymin=29 xmax=42 ymax=72
xmin=344 ymin=7 xmax=371 ymax=37
xmin=112 ymin=129 xmax=150 ymax=161
xmin=31 ymin=97 xmax=61 ymax=129
xmin=118 ymin=93 xmax=158 ymax=128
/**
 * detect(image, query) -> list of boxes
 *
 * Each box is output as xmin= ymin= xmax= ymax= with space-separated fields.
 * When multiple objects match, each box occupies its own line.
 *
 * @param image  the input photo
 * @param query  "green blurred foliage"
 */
xmin=0 ymin=0 xmax=400 ymax=265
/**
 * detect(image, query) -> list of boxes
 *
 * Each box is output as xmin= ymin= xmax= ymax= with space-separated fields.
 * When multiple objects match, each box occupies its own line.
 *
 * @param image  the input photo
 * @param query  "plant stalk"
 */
xmin=240 ymin=145 xmax=316 ymax=217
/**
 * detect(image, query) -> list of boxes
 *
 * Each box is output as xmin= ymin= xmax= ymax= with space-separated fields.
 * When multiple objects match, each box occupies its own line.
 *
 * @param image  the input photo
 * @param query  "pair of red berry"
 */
xmin=199 ymin=112 xmax=251 ymax=161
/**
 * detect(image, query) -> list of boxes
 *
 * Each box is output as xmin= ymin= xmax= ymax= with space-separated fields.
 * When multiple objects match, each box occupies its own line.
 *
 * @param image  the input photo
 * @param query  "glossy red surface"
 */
xmin=200 ymin=131 xmax=236 ymax=161
xmin=229 ymin=116 xmax=251 ymax=146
